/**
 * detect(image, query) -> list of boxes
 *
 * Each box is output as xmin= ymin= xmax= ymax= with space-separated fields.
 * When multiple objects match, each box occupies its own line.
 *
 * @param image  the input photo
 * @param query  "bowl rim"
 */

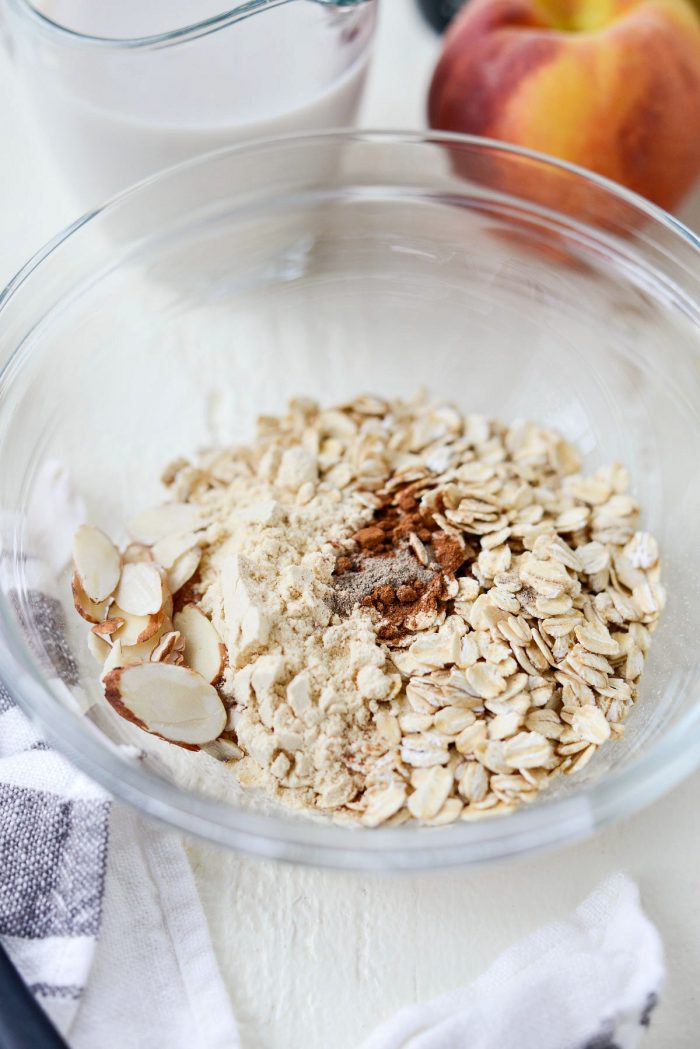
xmin=1 ymin=127 xmax=700 ymax=871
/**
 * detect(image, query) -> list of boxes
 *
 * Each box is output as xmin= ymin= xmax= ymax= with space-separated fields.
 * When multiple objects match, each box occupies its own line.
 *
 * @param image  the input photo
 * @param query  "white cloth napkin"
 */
xmin=360 ymin=873 xmax=664 ymax=1049
xmin=0 ymin=462 xmax=664 ymax=1048
xmin=69 ymin=803 xmax=240 ymax=1049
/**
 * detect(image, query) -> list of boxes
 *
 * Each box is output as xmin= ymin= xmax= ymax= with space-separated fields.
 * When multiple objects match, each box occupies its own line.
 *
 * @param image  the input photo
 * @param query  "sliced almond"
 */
xmin=115 ymin=562 xmax=164 ymax=616
xmin=123 ymin=542 xmax=153 ymax=564
xmin=111 ymin=603 xmax=163 ymax=646
xmin=151 ymin=630 xmax=186 ymax=665
xmin=202 ymin=737 xmax=244 ymax=762
xmin=167 ymin=547 xmax=201 ymax=594
xmin=154 ymin=565 xmax=174 ymax=621
xmin=91 ymin=617 xmax=125 ymax=638
xmin=87 ymin=631 xmax=110 ymax=664
xmin=100 ymin=635 xmax=165 ymax=678
xmin=71 ymin=572 xmax=111 ymax=624
xmin=103 ymin=662 xmax=227 ymax=746
xmin=173 ymin=604 xmax=226 ymax=684
xmin=128 ymin=503 xmax=203 ymax=545
xmin=163 ymin=591 xmax=174 ymax=622
xmin=101 ymin=640 xmax=125 ymax=678
xmin=121 ymin=634 xmax=160 ymax=664
xmin=152 ymin=532 xmax=199 ymax=570
xmin=73 ymin=524 xmax=121 ymax=602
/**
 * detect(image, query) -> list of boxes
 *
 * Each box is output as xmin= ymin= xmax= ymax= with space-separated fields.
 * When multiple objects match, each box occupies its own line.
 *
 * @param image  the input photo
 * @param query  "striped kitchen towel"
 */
xmin=0 ymin=461 xmax=110 ymax=1034
xmin=0 ymin=675 xmax=109 ymax=1033
xmin=0 ymin=676 xmax=241 ymax=1049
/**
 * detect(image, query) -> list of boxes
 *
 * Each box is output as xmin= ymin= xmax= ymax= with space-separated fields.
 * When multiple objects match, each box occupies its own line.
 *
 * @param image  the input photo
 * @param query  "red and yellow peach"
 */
xmin=428 ymin=0 xmax=700 ymax=211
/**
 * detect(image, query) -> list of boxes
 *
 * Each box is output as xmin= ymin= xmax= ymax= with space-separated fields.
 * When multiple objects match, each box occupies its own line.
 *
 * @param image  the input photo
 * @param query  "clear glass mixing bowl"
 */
xmin=1 ymin=131 xmax=699 ymax=871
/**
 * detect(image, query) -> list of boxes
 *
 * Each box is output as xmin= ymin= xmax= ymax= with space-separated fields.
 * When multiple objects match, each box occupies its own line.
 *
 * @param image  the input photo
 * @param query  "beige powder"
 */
xmin=195 ymin=490 xmax=399 ymax=811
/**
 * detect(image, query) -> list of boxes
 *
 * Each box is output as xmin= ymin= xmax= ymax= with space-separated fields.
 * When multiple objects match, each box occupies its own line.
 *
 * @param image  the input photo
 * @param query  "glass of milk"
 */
xmin=3 ymin=0 xmax=377 ymax=205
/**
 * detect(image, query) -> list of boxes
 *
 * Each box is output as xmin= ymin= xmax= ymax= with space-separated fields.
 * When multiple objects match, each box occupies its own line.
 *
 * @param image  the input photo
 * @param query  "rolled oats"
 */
xmin=458 ymin=762 xmax=490 ymax=803
xmin=361 ymin=782 xmax=407 ymax=828
xmin=503 ymin=732 xmax=553 ymax=769
xmin=570 ymin=704 xmax=612 ymax=745
xmin=407 ymin=766 xmax=453 ymax=820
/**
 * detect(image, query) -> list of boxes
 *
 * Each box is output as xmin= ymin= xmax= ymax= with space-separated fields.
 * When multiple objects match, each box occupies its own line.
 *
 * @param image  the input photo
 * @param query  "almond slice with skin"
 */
xmin=87 ymin=631 xmax=110 ymax=664
xmin=123 ymin=542 xmax=153 ymax=564
xmin=151 ymin=631 xmax=186 ymax=665
xmin=121 ymin=635 xmax=160 ymax=664
xmin=112 ymin=603 xmax=163 ymax=646
xmin=202 ymin=737 xmax=244 ymax=762
xmin=152 ymin=532 xmax=200 ymax=570
xmin=71 ymin=572 xmax=111 ymax=624
xmin=101 ymin=640 xmax=124 ymax=678
xmin=100 ymin=634 xmax=161 ymax=680
xmin=167 ymin=547 xmax=201 ymax=594
xmin=91 ymin=617 xmax=125 ymax=638
xmin=153 ymin=565 xmax=174 ymax=621
xmin=128 ymin=503 xmax=203 ymax=545
xmin=173 ymin=604 xmax=226 ymax=684
xmin=73 ymin=524 xmax=121 ymax=602
xmin=103 ymin=662 xmax=227 ymax=747
xmin=162 ymin=592 xmax=174 ymax=623
xmin=115 ymin=562 xmax=164 ymax=616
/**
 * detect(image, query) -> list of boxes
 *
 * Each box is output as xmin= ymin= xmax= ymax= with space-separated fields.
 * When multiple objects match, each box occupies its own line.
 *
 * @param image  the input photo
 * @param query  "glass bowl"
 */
xmin=1 ymin=131 xmax=699 ymax=871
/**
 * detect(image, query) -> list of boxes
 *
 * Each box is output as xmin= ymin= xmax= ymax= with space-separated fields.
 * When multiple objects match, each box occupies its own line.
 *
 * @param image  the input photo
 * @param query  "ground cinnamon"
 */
xmin=329 ymin=482 xmax=469 ymax=640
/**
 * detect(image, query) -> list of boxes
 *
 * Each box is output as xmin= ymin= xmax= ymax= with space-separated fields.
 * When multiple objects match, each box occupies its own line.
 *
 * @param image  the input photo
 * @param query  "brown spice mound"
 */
xmin=329 ymin=548 xmax=434 ymax=617
xmin=431 ymin=531 xmax=465 ymax=575
xmin=329 ymin=483 xmax=468 ymax=640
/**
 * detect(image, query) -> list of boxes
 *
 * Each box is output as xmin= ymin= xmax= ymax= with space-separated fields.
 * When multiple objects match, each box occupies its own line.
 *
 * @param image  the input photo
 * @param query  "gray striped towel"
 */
xmin=0 ymin=676 xmax=109 ymax=1032
xmin=0 ymin=464 xmax=110 ymax=1032
xmin=0 ymin=676 xmax=241 ymax=1049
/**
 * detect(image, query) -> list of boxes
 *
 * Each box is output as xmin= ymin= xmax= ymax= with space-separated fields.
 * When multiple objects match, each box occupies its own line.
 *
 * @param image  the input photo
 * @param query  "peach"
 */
xmin=428 ymin=0 xmax=700 ymax=211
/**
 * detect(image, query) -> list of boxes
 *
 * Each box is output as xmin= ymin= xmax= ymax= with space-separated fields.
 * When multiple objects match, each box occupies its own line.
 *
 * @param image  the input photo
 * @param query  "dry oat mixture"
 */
xmin=70 ymin=393 xmax=666 ymax=827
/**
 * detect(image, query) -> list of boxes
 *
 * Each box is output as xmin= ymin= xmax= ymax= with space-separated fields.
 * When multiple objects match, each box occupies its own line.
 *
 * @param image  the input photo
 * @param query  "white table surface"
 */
xmin=2 ymin=3 xmax=700 ymax=1047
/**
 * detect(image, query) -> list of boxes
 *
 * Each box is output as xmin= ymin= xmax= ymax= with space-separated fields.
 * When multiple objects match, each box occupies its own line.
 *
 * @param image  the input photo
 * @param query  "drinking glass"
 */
xmin=2 ymin=0 xmax=377 ymax=204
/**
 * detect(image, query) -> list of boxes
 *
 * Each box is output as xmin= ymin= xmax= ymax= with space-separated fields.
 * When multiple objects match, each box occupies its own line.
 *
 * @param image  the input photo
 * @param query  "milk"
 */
xmin=9 ymin=0 xmax=375 ymax=204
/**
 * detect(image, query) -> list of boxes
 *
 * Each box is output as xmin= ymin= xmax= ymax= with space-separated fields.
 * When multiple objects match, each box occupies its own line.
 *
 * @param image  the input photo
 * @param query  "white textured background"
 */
xmin=2 ymin=2 xmax=700 ymax=1047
